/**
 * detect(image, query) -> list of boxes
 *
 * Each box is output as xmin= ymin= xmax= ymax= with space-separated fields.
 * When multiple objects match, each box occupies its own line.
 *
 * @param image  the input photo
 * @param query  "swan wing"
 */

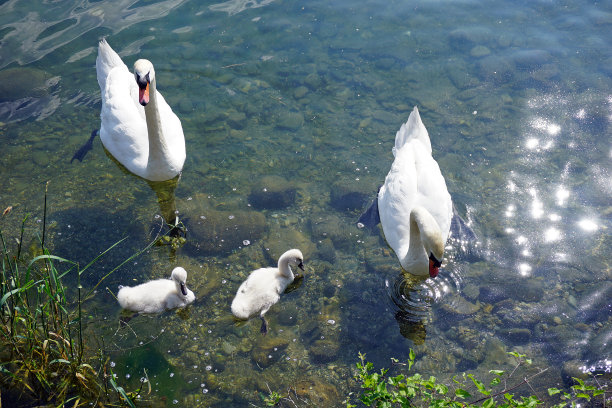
xmin=96 ymin=39 xmax=128 ymax=94
xmin=378 ymin=146 xmax=418 ymax=259
xmin=413 ymin=142 xmax=452 ymax=242
xmin=231 ymin=268 xmax=281 ymax=319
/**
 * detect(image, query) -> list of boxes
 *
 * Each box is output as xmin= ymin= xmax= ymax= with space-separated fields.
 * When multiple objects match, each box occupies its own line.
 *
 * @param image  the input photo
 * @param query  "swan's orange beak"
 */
xmin=429 ymin=259 xmax=439 ymax=278
xmin=138 ymin=83 xmax=150 ymax=106
xmin=428 ymin=253 xmax=441 ymax=278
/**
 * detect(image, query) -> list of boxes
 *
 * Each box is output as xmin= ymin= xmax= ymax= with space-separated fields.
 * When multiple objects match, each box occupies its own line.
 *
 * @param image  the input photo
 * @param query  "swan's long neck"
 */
xmin=144 ymin=79 xmax=171 ymax=170
xmin=277 ymin=256 xmax=295 ymax=281
xmin=403 ymin=206 xmax=442 ymax=271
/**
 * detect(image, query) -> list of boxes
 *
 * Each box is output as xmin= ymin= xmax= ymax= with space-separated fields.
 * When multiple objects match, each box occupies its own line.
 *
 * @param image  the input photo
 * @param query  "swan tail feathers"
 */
xmin=393 ymin=106 xmax=432 ymax=156
xmin=357 ymin=188 xmax=381 ymax=231
xmin=96 ymin=38 xmax=128 ymax=92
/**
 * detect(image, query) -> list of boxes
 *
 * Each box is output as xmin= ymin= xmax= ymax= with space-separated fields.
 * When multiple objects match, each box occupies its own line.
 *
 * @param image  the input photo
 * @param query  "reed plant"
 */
xmin=0 ymin=183 xmax=159 ymax=407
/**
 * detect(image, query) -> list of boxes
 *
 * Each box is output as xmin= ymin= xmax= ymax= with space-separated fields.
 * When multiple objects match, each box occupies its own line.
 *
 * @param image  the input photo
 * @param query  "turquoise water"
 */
xmin=1 ymin=0 xmax=611 ymax=406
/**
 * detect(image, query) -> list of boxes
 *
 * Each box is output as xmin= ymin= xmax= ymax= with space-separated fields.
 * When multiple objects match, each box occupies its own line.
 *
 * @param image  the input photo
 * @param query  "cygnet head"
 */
xmin=133 ymin=59 xmax=155 ymax=106
xmin=171 ymin=267 xmax=189 ymax=297
xmin=281 ymin=249 xmax=305 ymax=271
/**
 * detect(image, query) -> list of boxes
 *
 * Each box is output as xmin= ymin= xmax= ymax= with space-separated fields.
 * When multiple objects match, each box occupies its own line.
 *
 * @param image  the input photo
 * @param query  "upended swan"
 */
xmin=117 ymin=267 xmax=195 ymax=313
xmin=231 ymin=249 xmax=304 ymax=335
xmin=96 ymin=38 xmax=185 ymax=181
xmin=359 ymin=107 xmax=452 ymax=278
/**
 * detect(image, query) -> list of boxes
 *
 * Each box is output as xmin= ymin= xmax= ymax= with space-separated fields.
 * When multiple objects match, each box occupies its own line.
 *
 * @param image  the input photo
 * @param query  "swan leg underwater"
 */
xmin=70 ymin=129 xmax=98 ymax=163
xmin=358 ymin=106 xmax=473 ymax=278
xmin=95 ymin=38 xmax=186 ymax=182
xmin=231 ymin=249 xmax=305 ymax=335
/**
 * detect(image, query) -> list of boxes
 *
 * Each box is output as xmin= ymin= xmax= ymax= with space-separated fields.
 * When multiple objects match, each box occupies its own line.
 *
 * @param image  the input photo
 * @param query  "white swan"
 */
xmin=231 ymin=249 xmax=304 ymax=334
xmin=96 ymin=38 xmax=185 ymax=181
xmin=359 ymin=107 xmax=452 ymax=278
xmin=117 ymin=267 xmax=195 ymax=313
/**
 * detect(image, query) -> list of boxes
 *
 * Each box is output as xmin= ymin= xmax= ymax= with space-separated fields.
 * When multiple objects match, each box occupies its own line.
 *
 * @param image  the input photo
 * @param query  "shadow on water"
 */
xmin=48 ymin=206 xmax=145 ymax=285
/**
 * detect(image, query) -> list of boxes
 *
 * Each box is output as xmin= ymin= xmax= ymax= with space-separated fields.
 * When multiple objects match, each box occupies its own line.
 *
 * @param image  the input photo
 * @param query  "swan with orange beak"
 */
xmin=96 ymin=39 xmax=185 ymax=181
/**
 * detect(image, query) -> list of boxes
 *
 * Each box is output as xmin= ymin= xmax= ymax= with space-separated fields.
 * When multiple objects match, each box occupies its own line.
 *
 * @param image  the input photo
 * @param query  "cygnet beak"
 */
xmin=180 ymin=281 xmax=188 ymax=296
xmin=298 ymin=260 xmax=305 ymax=271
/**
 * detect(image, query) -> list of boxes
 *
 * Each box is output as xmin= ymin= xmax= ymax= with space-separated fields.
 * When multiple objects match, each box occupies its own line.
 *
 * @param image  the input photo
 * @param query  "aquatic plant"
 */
xmin=0 ymin=184 xmax=159 ymax=406
xmin=347 ymin=350 xmax=610 ymax=408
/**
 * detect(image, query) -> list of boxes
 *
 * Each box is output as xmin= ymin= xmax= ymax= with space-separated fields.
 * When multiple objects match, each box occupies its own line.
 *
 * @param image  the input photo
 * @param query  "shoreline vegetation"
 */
xmin=0 ymin=184 xmax=165 ymax=407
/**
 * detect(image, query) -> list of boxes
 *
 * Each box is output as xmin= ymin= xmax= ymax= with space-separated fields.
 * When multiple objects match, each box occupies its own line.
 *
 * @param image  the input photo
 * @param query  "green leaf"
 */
xmin=482 ymin=398 xmax=495 ymax=408
xmin=489 ymin=369 xmax=505 ymax=376
xmin=455 ymin=389 xmax=471 ymax=399
xmin=468 ymin=374 xmax=490 ymax=395
xmin=548 ymin=388 xmax=561 ymax=396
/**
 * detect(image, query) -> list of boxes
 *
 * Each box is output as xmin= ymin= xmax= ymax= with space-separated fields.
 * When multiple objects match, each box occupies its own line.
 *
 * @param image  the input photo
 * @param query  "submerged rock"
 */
xmin=186 ymin=209 xmax=266 ymax=255
xmin=276 ymin=111 xmax=304 ymax=130
xmin=250 ymin=336 xmax=289 ymax=368
xmin=0 ymin=67 xmax=56 ymax=101
xmin=248 ymin=175 xmax=296 ymax=209
xmin=294 ymin=378 xmax=340 ymax=406
xmin=329 ymin=179 xmax=372 ymax=211
xmin=310 ymin=338 xmax=340 ymax=364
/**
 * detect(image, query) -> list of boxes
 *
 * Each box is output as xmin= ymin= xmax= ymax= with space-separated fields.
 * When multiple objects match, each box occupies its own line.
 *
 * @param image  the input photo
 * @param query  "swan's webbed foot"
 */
xmin=260 ymin=316 xmax=269 ymax=335
xmin=284 ymin=274 xmax=304 ymax=293
xmin=70 ymin=129 xmax=98 ymax=163
xmin=119 ymin=312 xmax=138 ymax=326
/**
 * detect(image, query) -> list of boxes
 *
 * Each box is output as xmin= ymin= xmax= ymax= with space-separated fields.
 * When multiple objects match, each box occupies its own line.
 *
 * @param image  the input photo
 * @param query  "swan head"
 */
xmin=281 ymin=249 xmax=305 ymax=271
xmin=170 ymin=266 xmax=189 ymax=297
xmin=133 ymin=59 xmax=155 ymax=106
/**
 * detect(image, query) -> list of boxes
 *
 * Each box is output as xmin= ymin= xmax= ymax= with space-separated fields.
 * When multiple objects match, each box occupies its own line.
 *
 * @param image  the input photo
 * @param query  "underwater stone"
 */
xmin=509 ymin=280 xmax=544 ymax=303
xmin=248 ymin=175 xmax=296 ymax=209
xmin=0 ymin=67 xmax=54 ymax=101
xmin=316 ymin=238 xmax=337 ymax=263
xmin=478 ymin=55 xmax=515 ymax=84
xmin=31 ymin=150 xmax=50 ymax=167
xmin=186 ymin=209 xmax=266 ymax=255
xmin=497 ymin=327 xmax=531 ymax=345
xmin=511 ymin=49 xmax=552 ymax=70
xmin=442 ymin=294 xmax=480 ymax=315
xmin=263 ymin=228 xmax=316 ymax=266
xmin=448 ymin=27 xmax=492 ymax=51
xmin=304 ymin=72 xmax=323 ymax=89
xmin=250 ymin=336 xmax=289 ymax=368
xmin=308 ymin=214 xmax=356 ymax=253
xmin=276 ymin=111 xmax=304 ymax=130
xmin=227 ymin=111 xmax=247 ymax=129
xmin=276 ymin=307 xmax=298 ymax=326
xmin=561 ymin=360 xmax=591 ymax=384
xmin=294 ymin=86 xmax=309 ymax=99
xmin=294 ymin=378 xmax=340 ymax=406
xmin=470 ymin=45 xmax=491 ymax=58
xmin=482 ymin=338 xmax=509 ymax=366
xmin=309 ymin=338 xmax=340 ymax=364
xmin=329 ymin=179 xmax=371 ymax=211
